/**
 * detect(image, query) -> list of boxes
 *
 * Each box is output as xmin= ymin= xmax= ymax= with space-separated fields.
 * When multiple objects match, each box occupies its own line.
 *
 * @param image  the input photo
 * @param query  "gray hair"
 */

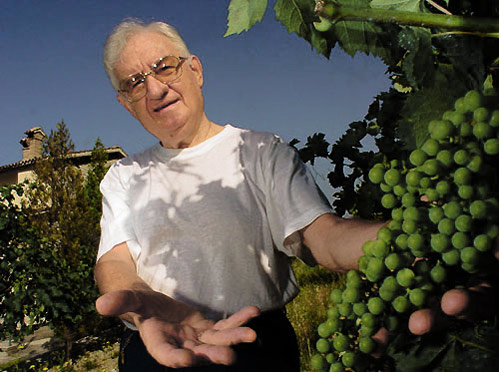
xmin=103 ymin=19 xmax=191 ymax=90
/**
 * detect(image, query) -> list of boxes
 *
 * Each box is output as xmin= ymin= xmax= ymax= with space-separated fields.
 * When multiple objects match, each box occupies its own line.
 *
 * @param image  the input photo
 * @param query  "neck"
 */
xmin=160 ymin=117 xmax=223 ymax=149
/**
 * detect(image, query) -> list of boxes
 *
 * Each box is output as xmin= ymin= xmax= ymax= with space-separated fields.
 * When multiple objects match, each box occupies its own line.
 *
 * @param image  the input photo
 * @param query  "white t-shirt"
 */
xmin=98 ymin=124 xmax=332 ymax=320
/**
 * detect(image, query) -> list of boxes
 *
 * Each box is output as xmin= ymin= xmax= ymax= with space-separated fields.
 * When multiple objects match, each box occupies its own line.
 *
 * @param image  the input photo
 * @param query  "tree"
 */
xmin=0 ymin=121 xmax=113 ymax=359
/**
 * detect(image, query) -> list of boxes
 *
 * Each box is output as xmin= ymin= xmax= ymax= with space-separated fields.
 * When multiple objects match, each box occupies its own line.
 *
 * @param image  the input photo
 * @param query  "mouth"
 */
xmin=153 ymin=99 xmax=179 ymax=113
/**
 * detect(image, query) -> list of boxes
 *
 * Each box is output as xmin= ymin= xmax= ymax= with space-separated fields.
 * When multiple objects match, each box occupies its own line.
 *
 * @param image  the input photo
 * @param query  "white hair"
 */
xmin=103 ymin=18 xmax=191 ymax=90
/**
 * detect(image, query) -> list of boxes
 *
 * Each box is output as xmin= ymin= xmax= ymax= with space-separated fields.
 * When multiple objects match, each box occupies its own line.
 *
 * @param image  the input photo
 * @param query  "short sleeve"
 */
xmin=260 ymin=136 xmax=333 ymax=264
xmin=97 ymin=162 xmax=138 ymax=262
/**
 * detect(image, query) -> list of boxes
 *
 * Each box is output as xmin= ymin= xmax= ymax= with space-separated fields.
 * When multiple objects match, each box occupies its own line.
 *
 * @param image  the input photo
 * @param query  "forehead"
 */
xmin=115 ymin=31 xmax=182 ymax=77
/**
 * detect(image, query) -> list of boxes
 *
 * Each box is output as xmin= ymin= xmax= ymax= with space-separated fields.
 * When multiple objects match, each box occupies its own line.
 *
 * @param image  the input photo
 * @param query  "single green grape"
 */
xmin=455 ymin=214 xmax=472 ymax=232
xmin=431 ymin=233 xmax=450 ymax=253
xmin=409 ymin=288 xmax=426 ymax=307
xmin=458 ymin=185 xmax=474 ymax=200
xmin=473 ymin=121 xmax=493 ymax=140
xmin=422 ymin=159 xmax=440 ymax=176
xmin=473 ymin=107 xmax=489 ymax=122
xmin=395 ymin=233 xmax=409 ymax=250
xmin=358 ymin=336 xmax=376 ymax=354
xmin=341 ymin=351 xmax=356 ymax=368
xmin=459 ymin=122 xmax=473 ymax=137
xmin=342 ymin=287 xmax=360 ymax=303
xmin=473 ymin=234 xmax=491 ymax=252
xmin=407 ymin=233 xmax=424 ymax=251
xmin=368 ymin=166 xmax=385 ymax=184
xmin=489 ymin=110 xmax=499 ymax=127
xmin=346 ymin=270 xmax=363 ymax=288
xmin=403 ymin=206 xmax=420 ymax=221
xmin=332 ymin=333 xmax=349 ymax=352
xmin=402 ymin=219 xmax=418 ymax=234
xmin=329 ymin=362 xmax=344 ymax=372
xmin=430 ymin=265 xmax=447 ymax=283
xmin=409 ymin=149 xmax=427 ymax=166
xmin=367 ymin=296 xmax=385 ymax=315
xmin=318 ymin=322 xmax=334 ymax=338
xmin=451 ymin=231 xmax=470 ymax=250
xmin=316 ymin=338 xmax=330 ymax=353
xmin=436 ymin=149 xmax=454 ymax=168
xmin=463 ymin=90 xmax=482 ymax=111
xmin=470 ymin=200 xmax=487 ymax=219
xmin=460 ymin=246 xmax=479 ymax=265
xmin=327 ymin=306 xmax=340 ymax=319
xmin=453 ymin=149 xmax=470 ymax=166
xmin=406 ymin=169 xmax=422 ymax=187
xmin=422 ymin=138 xmax=440 ymax=156
xmin=396 ymin=268 xmax=416 ymax=288
xmin=484 ymin=138 xmax=499 ymax=155
xmin=431 ymin=120 xmax=454 ymax=141
xmin=438 ymin=218 xmax=456 ymax=235
xmin=372 ymin=240 xmax=390 ymax=258
xmin=310 ymin=354 xmax=327 ymax=371
xmin=330 ymin=288 xmax=343 ymax=304
xmin=392 ymin=295 xmax=410 ymax=313
xmin=392 ymin=207 xmax=404 ymax=221
xmin=442 ymin=249 xmax=460 ymax=266
xmin=337 ymin=302 xmax=352 ymax=317
xmin=454 ymin=167 xmax=472 ymax=185
xmin=436 ymin=180 xmax=451 ymax=197
xmin=381 ymin=193 xmax=398 ymax=209
xmin=467 ymin=155 xmax=483 ymax=173
xmin=401 ymin=193 xmax=416 ymax=207
xmin=385 ymin=252 xmax=402 ymax=271
xmin=443 ymin=201 xmax=462 ymax=219
xmin=353 ymin=302 xmax=367 ymax=316
xmin=384 ymin=168 xmax=401 ymax=187
xmin=429 ymin=206 xmax=445 ymax=224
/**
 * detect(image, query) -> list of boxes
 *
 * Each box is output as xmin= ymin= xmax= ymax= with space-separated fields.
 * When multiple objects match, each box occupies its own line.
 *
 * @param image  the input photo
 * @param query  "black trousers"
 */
xmin=118 ymin=309 xmax=300 ymax=372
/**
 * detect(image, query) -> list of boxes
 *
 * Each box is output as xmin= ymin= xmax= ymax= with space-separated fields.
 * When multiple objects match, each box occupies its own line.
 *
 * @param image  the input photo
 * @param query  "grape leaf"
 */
xmin=398 ymin=63 xmax=468 ymax=149
xmin=224 ymin=0 xmax=268 ymax=36
xmin=331 ymin=0 xmax=403 ymax=65
xmin=398 ymin=26 xmax=434 ymax=89
xmin=370 ymin=0 xmax=422 ymax=12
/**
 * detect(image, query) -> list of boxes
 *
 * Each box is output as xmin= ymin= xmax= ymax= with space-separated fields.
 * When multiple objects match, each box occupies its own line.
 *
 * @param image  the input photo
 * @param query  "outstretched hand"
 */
xmin=96 ymin=290 xmax=260 ymax=368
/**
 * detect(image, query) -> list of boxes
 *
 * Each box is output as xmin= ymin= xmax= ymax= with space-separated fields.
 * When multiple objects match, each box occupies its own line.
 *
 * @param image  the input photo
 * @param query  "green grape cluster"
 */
xmin=311 ymin=90 xmax=498 ymax=371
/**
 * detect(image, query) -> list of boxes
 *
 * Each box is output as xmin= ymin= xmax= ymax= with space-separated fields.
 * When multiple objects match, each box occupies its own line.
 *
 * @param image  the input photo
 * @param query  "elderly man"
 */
xmin=94 ymin=19 xmax=495 ymax=372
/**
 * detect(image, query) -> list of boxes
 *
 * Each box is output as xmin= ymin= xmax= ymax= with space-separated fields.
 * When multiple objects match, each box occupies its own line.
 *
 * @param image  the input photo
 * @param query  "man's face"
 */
xmin=114 ymin=31 xmax=205 ymax=145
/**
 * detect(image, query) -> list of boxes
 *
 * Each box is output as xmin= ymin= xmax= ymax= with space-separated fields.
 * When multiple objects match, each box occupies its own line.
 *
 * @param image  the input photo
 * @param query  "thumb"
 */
xmin=96 ymin=290 xmax=141 ymax=316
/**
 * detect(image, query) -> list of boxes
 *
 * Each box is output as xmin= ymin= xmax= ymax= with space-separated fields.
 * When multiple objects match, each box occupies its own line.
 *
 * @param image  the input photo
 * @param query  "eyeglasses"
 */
xmin=118 ymin=56 xmax=188 ymax=103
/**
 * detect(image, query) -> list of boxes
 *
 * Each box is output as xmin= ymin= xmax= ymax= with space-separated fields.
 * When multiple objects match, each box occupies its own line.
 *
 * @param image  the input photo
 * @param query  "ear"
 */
xmin=188 ymin=55 xmax=204 ymax=88
xmin=117 ymin=93 xmax=138 ymax=120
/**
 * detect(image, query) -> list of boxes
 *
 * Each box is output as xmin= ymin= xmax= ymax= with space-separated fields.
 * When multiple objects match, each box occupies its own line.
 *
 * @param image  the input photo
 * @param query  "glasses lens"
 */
xmin=120 ymin=74 xmax=145 ymax=102
xmin=153 ymin=56 xmax=183 ymax=83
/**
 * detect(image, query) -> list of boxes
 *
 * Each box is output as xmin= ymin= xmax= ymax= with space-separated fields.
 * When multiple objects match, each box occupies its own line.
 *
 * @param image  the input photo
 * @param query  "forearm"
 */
xmin=303 ymin=213 xmax=385 ymax=272
xmin=94 ymin=243 xmax=202 ymax=325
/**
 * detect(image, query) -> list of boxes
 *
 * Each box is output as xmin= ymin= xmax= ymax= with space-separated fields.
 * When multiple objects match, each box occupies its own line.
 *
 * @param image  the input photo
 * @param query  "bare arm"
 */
xmin=94 ymin=242 xmax=259 ymax=367
xmin=301 ymin=213 xmax=385 ymax=272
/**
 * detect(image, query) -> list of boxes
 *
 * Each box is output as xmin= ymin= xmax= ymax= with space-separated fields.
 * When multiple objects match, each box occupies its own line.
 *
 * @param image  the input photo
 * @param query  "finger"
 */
xmin=139 ymin=320 xmax=199 ymax=368
xmin=441 ymin=285 xmax=496 ymax=319
xmin=371 ymin=327 xmax=391 ymax=358
xmin=95 ymin=290 xmax=141 ymax=316
xmin=198 ymin=326 xmax=257 ymax=346
xmin=184 ymin=343 xmax=237 ymax=365
xmin=212 ymin=306 xmax=260 ymax=330
xmin=408 ymin=309 xmax=435 ymax=335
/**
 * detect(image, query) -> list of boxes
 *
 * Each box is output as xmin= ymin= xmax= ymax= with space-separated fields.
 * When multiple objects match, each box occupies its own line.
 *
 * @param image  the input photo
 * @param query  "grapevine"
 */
xmin=311 ymin=89 xmax=499 ymax=371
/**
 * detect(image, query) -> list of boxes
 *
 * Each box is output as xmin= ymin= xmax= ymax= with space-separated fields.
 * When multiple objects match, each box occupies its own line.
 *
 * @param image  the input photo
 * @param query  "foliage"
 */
xmin=0 ymin=121 xmax=113 ymax=360
xmin=225 ymin=0 xmax=499 ymax=370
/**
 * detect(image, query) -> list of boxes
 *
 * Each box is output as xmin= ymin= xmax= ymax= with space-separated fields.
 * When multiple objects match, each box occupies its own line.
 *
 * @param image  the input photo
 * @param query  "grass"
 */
xmin=286 ymin=259 xmax=345 ymax=372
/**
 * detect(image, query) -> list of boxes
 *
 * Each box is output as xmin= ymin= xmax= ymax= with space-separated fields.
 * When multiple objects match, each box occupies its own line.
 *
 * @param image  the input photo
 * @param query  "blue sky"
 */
xmin=1 ymin=0 xmax=390 ymax=196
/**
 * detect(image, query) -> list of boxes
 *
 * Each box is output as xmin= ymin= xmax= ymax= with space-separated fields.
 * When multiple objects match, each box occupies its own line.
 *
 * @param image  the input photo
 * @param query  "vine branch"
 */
xmin=314 ymin=1 xmax=499 ymax=34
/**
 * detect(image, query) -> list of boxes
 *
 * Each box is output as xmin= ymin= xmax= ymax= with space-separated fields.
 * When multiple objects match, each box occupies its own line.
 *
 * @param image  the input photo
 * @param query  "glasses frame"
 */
xmin=118 ymin=56 xmax=189 ymax=103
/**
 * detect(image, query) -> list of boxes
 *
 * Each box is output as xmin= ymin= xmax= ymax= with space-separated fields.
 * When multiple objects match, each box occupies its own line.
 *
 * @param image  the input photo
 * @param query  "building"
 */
xmin=0 ymin=127 xmax=127 ymax=186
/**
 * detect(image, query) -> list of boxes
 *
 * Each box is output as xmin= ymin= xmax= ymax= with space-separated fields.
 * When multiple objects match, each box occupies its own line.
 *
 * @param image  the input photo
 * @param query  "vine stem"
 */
xmin=315 ymin=1 xmax=499 ymax=33
xmin=453 ymin=335 xmax=497 ymax=354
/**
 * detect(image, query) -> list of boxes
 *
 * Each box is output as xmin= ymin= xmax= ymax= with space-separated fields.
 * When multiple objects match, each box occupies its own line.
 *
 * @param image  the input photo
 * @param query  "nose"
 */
xmin=144 ymin=74 xmax=169 ymax=100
